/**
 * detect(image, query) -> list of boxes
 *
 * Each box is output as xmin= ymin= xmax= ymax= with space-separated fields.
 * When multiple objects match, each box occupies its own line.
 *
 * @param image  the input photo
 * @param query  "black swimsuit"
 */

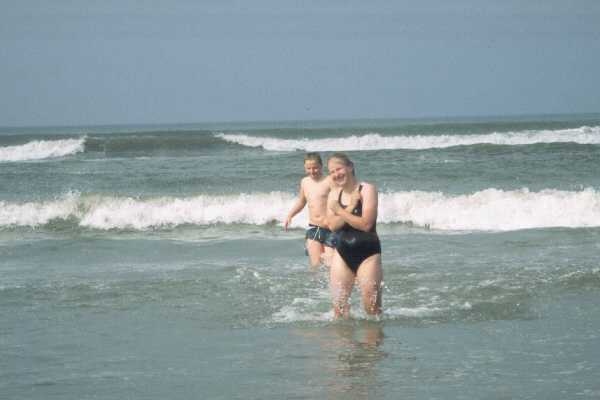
xmin=335 ymin=185 xmax=381 ymax=273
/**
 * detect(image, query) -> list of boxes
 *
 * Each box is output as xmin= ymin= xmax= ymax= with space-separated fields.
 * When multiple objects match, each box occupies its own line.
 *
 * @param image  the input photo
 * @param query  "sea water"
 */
xmin=2 ymin=115 xmax=600 ymax=399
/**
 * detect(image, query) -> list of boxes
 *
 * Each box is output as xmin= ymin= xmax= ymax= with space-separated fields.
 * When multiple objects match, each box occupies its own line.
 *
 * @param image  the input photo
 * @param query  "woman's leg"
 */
xmin=329 ymin=250 xmax=356 ymax=318
xmin=356 ymin=254 xmax=383 ymax=316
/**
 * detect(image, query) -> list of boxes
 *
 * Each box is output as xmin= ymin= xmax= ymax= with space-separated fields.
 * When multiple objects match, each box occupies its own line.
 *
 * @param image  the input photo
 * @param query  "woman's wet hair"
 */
xmin=304 ymin=152 xmax=323 ymax=166
xmin=328 ymin=152 xmax=355 ymax=176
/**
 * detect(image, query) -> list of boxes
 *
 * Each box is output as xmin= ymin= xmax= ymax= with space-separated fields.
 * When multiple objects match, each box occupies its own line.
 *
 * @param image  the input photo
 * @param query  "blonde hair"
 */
xmin=328 ymin=152 xmax=355 ymax=176
xmin=304 ymin=152 xmax=323 ymax=166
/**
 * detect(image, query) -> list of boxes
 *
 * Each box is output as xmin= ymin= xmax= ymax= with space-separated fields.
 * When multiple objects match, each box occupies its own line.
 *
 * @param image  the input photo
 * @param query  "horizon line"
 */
xmin=1 ymin=111 xmax=600 ymax=130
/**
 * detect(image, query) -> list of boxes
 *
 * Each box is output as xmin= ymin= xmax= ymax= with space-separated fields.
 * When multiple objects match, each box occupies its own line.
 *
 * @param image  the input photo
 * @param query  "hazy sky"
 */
xmin=1 ymin=1 xmax=599 ymax=126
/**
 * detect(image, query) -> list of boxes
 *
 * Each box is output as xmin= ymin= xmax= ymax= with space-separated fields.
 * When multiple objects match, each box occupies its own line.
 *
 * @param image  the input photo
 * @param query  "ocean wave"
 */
xmin=0 ymin=138 xmax=86 ymax=162
xmin=0 ymin=192 xmax=297 ymax=230
xmin=379 ymin=187 xmax=600 ymax=231
xmin=83 ymin=131 xmax=218 ymax=153
xmin=2 ymin=188 xmax=600 ymax=231
xmin=215 ymin=126 xmax=600 ymax=151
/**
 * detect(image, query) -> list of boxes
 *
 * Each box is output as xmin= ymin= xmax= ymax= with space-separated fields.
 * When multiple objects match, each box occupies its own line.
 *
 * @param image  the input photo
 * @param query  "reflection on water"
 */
xmin=296 ymin=321 xmax=388 ymax=400
xmin=331 ymin=321 xmax=386 ymax=377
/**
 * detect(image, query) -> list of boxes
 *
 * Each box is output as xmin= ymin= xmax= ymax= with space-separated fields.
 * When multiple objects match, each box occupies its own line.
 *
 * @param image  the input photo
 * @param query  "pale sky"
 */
xmin=1 ymin=0 xmax=599 ymax=127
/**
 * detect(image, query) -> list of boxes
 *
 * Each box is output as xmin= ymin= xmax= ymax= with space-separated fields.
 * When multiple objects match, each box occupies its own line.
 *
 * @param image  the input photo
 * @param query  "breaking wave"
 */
xmin=2 ymin=188 xmax=600 ymax=232
xmin=215 ymin=126 xmax=600 ymax=151
xmin=0 ymin=138 xmax=86 ymax=162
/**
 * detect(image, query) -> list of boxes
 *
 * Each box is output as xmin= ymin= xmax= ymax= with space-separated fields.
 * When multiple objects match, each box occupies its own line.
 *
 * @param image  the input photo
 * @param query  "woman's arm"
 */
xmin=326 ymin=189 xmax=346 ymax=231
xmin=334 ymin=183 xmax=378 ymax=232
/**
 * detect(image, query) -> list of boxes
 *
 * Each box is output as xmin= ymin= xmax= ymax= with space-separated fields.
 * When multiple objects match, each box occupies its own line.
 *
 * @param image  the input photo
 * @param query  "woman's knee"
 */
xmin=361 ymin=285 xmax=382 ymax=315
xmin=357 ymin=257 xmax=382 ymax=314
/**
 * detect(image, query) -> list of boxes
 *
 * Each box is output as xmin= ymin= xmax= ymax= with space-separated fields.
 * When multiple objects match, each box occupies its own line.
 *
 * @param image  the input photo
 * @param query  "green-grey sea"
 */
xmin=2 ymin=115 xmax=600 ymax=399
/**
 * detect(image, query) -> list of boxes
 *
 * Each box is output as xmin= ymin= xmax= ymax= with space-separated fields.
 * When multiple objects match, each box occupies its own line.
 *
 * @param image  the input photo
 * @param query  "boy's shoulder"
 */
xmin=299 ymin=176 xmax=313 ymax=192
xmin=300 ymin=176 xmax=312 ymax=186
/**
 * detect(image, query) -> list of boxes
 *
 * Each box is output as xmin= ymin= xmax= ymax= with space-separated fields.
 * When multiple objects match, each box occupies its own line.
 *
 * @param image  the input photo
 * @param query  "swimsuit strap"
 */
xmin=338 ymin=184 xmax=363 ymax=208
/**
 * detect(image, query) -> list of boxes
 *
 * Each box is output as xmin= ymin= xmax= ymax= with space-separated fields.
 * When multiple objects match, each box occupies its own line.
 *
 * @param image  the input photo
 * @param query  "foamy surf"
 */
xmin=0 ymin=192 xmax=301 ymax=230
xmin=271 ymin=305 xmax=333 ymax=323
xmin=2 ymin=188 xmax=600 ymax=231
xmin=379 ymin=187 xmax=600 ymax=231
xmin=215 ymin=126 xmax=600 ymax=151
xmin=0 ymin=193 xmax=80 ymax=227
xmin=0 ymin=137 xmax=86 ymax=162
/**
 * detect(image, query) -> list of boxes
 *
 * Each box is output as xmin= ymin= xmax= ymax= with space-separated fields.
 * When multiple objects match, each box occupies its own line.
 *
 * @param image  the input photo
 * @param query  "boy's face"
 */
xmin=304 ymin=160 xmax=323 ymax=180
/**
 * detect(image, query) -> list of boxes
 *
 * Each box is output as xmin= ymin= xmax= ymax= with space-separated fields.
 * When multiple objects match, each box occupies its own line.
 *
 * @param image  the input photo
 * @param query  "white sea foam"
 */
xmin=78 ymin=192 xmax=298 ymax=230
xmin=2 ymin=188 xmax=600 ymax=231
xmin=378 ymin=187 xmax=600 ymax=231
xmin=0 ymin=193 xmax=80 ymax=227
xmin=0 ymin=138 xmax=86 ymax=162
xmin=385 ymin=306 xmax=444 ymax=318
xmin=386 ymin=301 xmax=472 ymax=318
xmin=215 ymin=126 xmax=600 ymax=151
xmin=271 ymin=305 xmax=333 ymax=323
xmin=0 ymin=192 xmax=301 ymax=230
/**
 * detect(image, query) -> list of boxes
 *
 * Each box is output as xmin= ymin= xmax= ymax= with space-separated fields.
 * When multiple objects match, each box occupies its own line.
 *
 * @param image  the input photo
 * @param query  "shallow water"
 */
xmin=2 ymin=115 xmax=600 ymax=398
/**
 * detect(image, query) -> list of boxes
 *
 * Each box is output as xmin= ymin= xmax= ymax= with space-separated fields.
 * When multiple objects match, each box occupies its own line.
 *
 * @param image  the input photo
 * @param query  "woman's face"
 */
xmin=328 ymin=159 xmax=351 ymax=187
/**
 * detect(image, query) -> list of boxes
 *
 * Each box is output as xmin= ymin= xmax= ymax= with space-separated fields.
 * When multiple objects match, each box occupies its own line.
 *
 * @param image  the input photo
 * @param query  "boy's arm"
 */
xmin=284 ymin=181 xmax=307 ymax=230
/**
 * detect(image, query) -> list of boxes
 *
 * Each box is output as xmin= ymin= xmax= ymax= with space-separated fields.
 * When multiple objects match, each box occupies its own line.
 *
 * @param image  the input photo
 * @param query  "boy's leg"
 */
xmin=320 ymin=230 xmax=338 ymax=267
xmin=320 ymin=246 xmax=334 ymax=267
xmin=306 ymin=239 xmax=324 ymax=268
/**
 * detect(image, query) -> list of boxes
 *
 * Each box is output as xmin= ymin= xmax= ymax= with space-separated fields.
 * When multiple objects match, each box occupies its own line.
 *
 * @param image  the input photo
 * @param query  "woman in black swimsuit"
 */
xmin=326 ymin=153 xmax=382 ymax=318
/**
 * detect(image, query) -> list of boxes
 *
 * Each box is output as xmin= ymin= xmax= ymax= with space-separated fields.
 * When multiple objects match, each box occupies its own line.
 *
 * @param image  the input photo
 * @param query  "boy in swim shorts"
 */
xmin=284 ymin=153 xmax=336 ymax=267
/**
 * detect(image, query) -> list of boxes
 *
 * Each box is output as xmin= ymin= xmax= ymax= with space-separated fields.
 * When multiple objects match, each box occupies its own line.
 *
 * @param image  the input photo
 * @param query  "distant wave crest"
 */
xmin=215 ymin=126 xmax=600 ymax=151
xmin=2 ymin=188 xmax=600 ymax=232
xmin=0 ymin=138 xmax=86 ymax=162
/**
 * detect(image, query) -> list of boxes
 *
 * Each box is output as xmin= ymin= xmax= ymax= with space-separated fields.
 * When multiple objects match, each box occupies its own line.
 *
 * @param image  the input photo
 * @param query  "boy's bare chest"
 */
xmin=304 ymin=180 xmax=330 ymax=201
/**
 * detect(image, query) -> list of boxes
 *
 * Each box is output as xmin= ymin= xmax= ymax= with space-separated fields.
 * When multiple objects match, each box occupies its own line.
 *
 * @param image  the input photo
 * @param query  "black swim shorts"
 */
xmin=305 ymin=225 xmax=337 ymax=248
